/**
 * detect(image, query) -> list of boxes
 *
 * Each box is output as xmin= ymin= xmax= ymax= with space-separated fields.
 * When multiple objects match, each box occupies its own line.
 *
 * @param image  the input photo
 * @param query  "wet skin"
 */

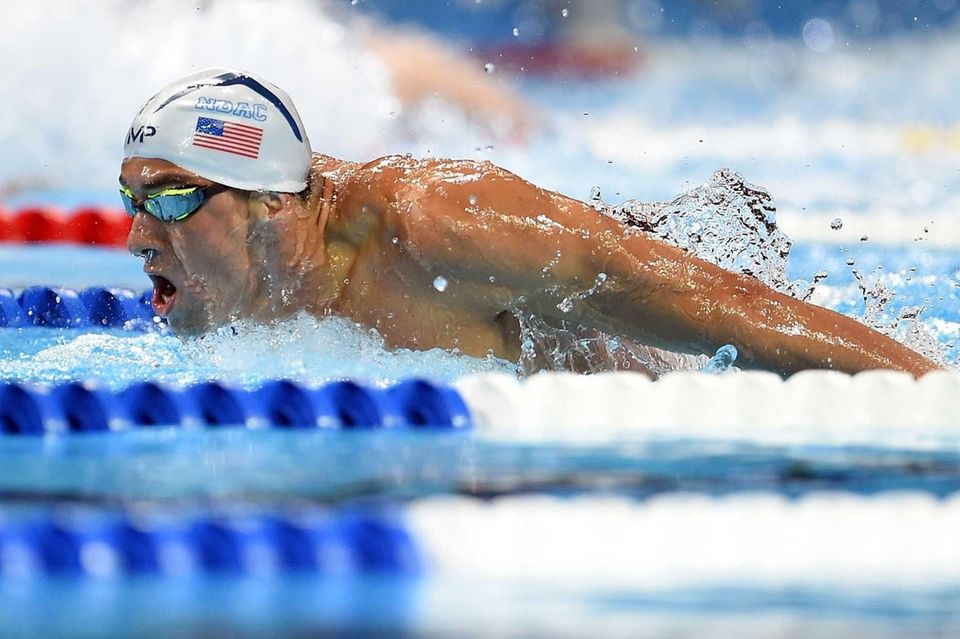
xmin=122 ymin=154 xmax=941 ymax=378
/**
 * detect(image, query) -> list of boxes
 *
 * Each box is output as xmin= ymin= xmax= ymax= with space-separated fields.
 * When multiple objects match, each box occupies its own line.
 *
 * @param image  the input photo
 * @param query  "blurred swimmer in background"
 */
xmin=121 ymin=69 xmax=940 ymax=379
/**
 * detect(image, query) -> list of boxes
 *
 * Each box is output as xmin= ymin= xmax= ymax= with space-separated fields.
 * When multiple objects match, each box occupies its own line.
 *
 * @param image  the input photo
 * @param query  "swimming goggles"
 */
xmin=119 ymin=184 xmax=228 ymax=222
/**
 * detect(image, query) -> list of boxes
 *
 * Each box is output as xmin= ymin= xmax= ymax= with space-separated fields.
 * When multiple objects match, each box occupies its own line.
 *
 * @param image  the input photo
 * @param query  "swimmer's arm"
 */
xmin=403 ymin=162 xmax=940 ymax=378
xmin=580 ymin=239 xmax=942 ymax=377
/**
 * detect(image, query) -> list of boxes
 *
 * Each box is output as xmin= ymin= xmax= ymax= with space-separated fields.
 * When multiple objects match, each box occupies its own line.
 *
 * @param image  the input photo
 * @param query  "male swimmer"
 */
xmin=121 ymin=69 xmax=940 ymax=378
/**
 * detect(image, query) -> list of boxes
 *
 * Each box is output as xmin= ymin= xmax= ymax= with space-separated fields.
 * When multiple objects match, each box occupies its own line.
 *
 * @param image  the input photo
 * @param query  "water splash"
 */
xmin=590 ymin=169 xmax=801 ymax=295
xmin=557 ymin=272 xmax=607 ymax=314
xmin=702 ymin=344 xmax=739 ymax=374
xmin=514 ymin=168 xmax=947 ymax=375
xmin=0 ymin=314 xmax=514 ymax=388
xmin=513 ymin=307 xmax=709 ymax=377
xmin=852 ymin=269 xmax=946 ymax=365
xmin=513 ymin=169 xmax=795 ymax=376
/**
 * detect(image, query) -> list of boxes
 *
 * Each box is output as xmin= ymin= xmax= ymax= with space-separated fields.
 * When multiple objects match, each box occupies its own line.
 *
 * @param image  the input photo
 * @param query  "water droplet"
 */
xmin=484 ymin=62 xmax=496 ymax=74
xmin=830 ymin=217 xmax=843 ymax=230
xmin=468 ymin=194 xmax=478 ymax=206
xmin=702 ymin=344 xmax=738 ymax=374
xmin=802 ymin=18 xmax=835 ymax=53
xmin=433 ymin=276 xmax=449 ymax=292
xmin=521 ymin=336 xmax=535 ymax=354
xmin=860 ymin=235 xmax=869 ymax=242
xmin=512 ymin=27 xmax=519 ymax=37
xmin=488 ymin=275 xmax=496 ymax=283
xmin=561 ymin=8 xmax=569 ymax=17
xmin=557 ymin=297 xmax=574 ymax=313
xmin=391 ymin=237 xmax=399 ymax=245
xmin=846 ymin=258 xmax=855 ymax=266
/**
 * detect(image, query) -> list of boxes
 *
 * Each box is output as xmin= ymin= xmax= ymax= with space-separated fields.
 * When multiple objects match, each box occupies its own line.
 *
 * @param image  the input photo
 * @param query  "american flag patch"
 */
xmin=192 ymin=116 xmax=263 ymax=159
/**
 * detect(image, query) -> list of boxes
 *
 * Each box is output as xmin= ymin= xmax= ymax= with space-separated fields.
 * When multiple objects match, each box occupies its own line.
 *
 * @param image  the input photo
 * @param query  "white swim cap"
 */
xmin=123 ymin=68 xmax=312 ymax=192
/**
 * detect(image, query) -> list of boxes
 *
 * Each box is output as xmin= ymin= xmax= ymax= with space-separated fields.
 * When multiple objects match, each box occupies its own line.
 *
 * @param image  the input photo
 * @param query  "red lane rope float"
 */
xmin=0 ymin=206 xmax=131 ymax=246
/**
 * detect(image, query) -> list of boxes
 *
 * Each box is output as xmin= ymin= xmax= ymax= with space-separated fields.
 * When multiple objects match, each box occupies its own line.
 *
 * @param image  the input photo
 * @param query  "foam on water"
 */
xmin=0 ymin=314 xmax=512 ymax=388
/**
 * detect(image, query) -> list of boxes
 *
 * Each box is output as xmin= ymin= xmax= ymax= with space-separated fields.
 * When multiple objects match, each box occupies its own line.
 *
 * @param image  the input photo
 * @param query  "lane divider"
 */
xmin=0 ymin=507 xmax=418 ymax=577
xmin=0 ymin=206 xmax=130 ymax=246
xmin=3 ymin=493 xmax=959 ymax=584
xmin=408 ymin=492 xmax=960 ymax=589
xmin=0 ymin=287 xmax=156 ymax=329
xmin=455 ymin=370 xmax=960 ymax=447
xmin=0 ymin=379 xmax=472 ymax=433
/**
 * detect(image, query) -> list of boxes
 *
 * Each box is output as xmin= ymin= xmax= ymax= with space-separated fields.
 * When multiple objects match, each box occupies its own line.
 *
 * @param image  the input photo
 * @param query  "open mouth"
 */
xmin=148 ymin=274 xmax=178 ymax=316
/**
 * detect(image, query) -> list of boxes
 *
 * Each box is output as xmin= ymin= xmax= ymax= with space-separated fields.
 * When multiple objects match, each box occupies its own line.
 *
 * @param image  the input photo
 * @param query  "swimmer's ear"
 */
xmin=247 ymin=190 xmax=295 ymax=221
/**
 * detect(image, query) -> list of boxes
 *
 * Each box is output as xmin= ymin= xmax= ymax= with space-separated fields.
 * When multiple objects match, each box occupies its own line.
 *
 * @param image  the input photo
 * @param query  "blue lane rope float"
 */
xmin=0 ymin=507 xmax=419 ymax=577
xmin=0 ymin=379 xmax=472 ymax=434
xmin=0 ymin=287 xmax=158 ymax=329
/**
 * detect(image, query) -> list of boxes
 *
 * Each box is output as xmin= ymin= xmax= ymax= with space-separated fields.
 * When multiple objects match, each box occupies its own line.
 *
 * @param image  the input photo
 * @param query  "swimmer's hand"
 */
xmin=366 ymin=32 xmax=534 ymax=142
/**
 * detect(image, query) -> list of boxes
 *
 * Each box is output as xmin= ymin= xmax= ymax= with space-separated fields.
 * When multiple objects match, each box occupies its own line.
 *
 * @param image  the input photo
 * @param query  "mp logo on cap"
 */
xmin=127 ymin=125 xmax=157 ymax=144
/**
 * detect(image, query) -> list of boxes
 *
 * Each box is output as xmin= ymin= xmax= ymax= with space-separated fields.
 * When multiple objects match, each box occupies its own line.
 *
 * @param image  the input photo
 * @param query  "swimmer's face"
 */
xmin=121 ymin=158 xmax=261 ymax=334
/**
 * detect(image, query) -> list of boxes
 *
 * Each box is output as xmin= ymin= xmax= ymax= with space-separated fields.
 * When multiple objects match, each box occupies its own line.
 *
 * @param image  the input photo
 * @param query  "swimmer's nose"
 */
xmin=126 ymin=211 xmax=165 ymax=260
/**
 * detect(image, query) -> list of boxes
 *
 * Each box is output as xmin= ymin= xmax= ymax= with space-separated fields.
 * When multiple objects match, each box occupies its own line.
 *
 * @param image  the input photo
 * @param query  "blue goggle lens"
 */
xmin=119 ymin=186 xmax=212 ymax=222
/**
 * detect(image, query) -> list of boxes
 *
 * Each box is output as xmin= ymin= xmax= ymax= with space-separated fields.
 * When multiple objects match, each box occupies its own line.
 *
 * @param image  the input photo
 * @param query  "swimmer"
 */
xmin=121 ymin=69 xmax=940 ymax=378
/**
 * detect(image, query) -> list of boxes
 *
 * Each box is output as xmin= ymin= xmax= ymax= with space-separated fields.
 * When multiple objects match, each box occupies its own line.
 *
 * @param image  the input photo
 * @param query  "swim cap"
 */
xmin=123 ymin=68 xmax=312 ymax=192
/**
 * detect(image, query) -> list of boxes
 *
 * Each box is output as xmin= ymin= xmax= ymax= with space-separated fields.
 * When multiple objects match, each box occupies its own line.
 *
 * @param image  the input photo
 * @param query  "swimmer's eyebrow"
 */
xmin=118 ymin=173 xmax=196 ymax=192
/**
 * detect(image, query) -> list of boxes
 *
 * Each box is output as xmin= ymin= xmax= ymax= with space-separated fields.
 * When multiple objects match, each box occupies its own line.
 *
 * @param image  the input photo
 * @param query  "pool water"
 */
xmin=3 ymin=1 xmax=960 ymax=636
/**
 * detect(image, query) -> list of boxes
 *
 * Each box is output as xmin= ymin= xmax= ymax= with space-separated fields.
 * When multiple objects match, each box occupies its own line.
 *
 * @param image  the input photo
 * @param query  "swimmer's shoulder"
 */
xmin=323 ymin=154 xmax=419 ymax=200
xmin=334 ymin=153 xmax=553 ymax=229
xmin=310 ymin=152 xmax=347 ymax=174
xmin=348 ymin=155 xmax=513 ymax=189
xmin=309 ymin=152 xmax=365 ymax=187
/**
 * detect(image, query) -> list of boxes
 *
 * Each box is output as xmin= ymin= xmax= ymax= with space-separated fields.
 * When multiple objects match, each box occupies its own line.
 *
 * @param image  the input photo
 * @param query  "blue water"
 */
xmin=0 ymin=429 xmax=958 ymax=501
xmin=2 ymin=577 xmax=954 ymax=639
